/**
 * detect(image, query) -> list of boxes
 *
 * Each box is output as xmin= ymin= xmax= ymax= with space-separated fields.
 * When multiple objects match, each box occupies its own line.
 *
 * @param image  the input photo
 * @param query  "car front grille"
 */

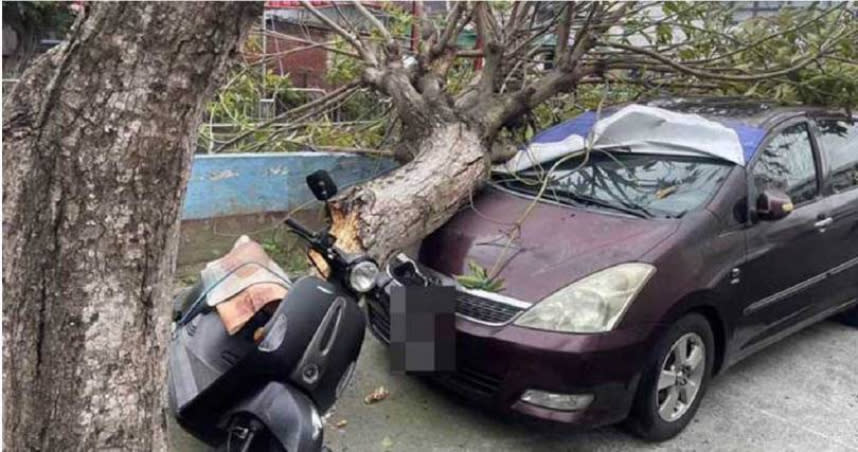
xmin=365 ymin=299 xmax=504 ymax=399
xmin=366 ymin=259 xmax=510 ymax=401
xmin=366 ymin=279 xmax=525 ymax=345
xmin=454 ymin=291 xmax=524 ymax=325
xmin=367 ymin=298 xmax=392 ymax=343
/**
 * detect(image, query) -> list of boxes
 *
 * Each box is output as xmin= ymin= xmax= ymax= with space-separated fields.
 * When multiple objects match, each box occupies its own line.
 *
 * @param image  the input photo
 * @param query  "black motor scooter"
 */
xmin=168 ymin=170 xmax=378 ymax=451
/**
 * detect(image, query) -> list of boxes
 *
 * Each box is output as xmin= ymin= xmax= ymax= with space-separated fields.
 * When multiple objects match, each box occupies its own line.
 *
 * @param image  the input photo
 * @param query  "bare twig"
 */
xmin=351 ymin=0 xmax=394 ymax=47
xmin=485 ymin=81 xmax=613 ymax=280
xmin=474 ymin=2 xmax=504 ymax=95
xmin=431 ymin=0 xmax=467 ymax=57
xmin=331 ymin=1 xmax=361 ymax=37
xmin=564 ymin=2 xmax=600 ymax=69
xmin=213 ymin=82 xmax=361 ymax=152
xmin=485 ymin=3 xmax=626 ymax=132
xmin=299 ymin=0 xmax=377 ymax=65
xmin=554 ymin=2 xmax=573 ymax=67
xmin=256 ymin=30 xmax=361 ymax=59
xmin=601 ymin=26 xmax=856 ymax=83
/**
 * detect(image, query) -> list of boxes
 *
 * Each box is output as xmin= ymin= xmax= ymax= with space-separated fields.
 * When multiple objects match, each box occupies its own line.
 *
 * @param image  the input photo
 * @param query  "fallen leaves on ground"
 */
xmin=334 ymin=419 xmax=348 ymax=429
xmin=363 ymin=386 xmax=390 ymax=404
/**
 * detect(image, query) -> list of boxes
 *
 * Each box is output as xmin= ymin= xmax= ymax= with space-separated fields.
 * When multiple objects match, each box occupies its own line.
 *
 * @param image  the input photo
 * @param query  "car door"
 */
xmin=733 ymin=119 xmax=834 ymax=356
xmin=813 ymin=117 xmax=858 ymax=308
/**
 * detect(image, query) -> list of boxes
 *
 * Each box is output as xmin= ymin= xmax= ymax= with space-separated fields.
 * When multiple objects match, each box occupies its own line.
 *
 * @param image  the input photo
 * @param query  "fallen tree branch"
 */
xmin=553 ymin=2 xmax=573 ymax=67
xmin=254 ymin=30 xmax=361 ymax=59
xmin=299 ymin=0 xmax=377 ymax=65
xmin=351 ymin=0 xmax=394 ymax=47
xmin=430 ymin=0 xmax=467 ymax=58
xmin=599 ymin=26 xmax=857 ymax=83
xmin=212 ymin=81 xmax=361 ymax=152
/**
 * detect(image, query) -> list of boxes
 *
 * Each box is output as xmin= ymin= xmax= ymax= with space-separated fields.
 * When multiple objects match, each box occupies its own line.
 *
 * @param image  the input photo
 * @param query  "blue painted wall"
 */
xmin=182 ymin=152 xmax=397 ymax=220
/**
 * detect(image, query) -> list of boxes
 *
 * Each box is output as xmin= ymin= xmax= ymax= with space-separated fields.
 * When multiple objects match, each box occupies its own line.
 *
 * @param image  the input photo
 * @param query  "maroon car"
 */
xmin=366 ymin=98 xmax=858 ymax=440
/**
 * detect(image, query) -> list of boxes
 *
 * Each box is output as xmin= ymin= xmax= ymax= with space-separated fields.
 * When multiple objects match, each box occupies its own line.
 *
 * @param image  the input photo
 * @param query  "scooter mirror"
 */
xmin=306 ymin=170 xmax=338 ymax=201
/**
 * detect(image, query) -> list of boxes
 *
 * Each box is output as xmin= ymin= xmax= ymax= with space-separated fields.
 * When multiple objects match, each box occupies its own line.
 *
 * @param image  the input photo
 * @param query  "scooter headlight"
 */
xmin=348 ymin=260 xmax=379 ymax=293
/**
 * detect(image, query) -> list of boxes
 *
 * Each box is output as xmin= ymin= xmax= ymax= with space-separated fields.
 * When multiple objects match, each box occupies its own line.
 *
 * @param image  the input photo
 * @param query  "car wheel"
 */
xmin=627 ymin=313 xmax=715 ymax=441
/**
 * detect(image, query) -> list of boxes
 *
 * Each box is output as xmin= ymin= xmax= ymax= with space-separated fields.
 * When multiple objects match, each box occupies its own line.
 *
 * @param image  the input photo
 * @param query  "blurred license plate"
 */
xmin=388 ymin=285 xmax=456 ymax=374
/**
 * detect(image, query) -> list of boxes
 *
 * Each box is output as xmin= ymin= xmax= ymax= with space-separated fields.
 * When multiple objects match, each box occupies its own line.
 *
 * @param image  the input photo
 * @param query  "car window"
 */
xmin=816 ymin=118 xmax=858 ymax=193
xmin=752 ymin=122 xmax=818 ymax=204
xmin=494 ymin=152 xmax=732 ymax=218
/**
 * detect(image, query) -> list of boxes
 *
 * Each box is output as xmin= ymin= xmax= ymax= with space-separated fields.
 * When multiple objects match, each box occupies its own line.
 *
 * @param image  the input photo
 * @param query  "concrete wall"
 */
xmin=182 ymin=152 xmax=396 ymax=220
xmin=177 ymin=152 xmax=396 ymax=271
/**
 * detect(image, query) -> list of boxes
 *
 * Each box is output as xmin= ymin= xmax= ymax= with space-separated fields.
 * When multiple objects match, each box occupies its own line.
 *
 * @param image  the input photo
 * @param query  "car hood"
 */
xmin=419 ymin=186 xmax=680 ymax=303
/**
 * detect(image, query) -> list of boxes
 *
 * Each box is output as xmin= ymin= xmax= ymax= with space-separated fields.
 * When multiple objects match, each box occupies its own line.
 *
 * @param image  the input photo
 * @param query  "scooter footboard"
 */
xmin=224 ymin=382 xmax=324 ymax=452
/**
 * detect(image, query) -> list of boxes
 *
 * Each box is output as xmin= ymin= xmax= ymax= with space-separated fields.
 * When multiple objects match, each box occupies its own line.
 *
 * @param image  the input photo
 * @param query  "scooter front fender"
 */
xmin=224 ymin=382 xmax=324 ymax=452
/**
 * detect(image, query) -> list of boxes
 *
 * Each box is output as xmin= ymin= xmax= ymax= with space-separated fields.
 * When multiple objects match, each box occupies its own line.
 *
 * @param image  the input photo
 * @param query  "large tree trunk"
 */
xmin=2 ymin=3 xmax=259 ymax=450
xmin=330 ymin=122 xmax=488 ymax=261
xmin=273 ymin=1 xmax=618 ymax=268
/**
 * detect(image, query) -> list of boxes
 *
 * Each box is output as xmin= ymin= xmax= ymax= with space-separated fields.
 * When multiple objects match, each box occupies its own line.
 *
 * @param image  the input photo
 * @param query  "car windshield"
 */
xmin=493 ymin=151 xmax=734 ymax=218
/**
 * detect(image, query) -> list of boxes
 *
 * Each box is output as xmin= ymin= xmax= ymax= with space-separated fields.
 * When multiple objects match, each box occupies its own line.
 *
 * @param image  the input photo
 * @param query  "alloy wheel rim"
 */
xmin=656 ymin=332 xmax=706 ymax=422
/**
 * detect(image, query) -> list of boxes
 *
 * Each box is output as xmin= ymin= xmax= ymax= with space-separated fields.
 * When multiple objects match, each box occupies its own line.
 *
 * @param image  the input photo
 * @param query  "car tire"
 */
xmin=627 ymin=313 xmax=715 ymax=441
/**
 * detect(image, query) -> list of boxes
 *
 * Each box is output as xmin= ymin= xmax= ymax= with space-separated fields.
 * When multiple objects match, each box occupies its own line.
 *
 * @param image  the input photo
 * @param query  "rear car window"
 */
xmin=816 ymin=119 xmax=858 ymax=192
xmin=752 ymin=123 xmax=818 ymax=204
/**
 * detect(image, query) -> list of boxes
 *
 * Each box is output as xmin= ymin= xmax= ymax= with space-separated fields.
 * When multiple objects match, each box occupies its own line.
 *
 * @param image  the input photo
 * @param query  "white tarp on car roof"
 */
xmin=499 ymin=104 xmax=747 ymax=173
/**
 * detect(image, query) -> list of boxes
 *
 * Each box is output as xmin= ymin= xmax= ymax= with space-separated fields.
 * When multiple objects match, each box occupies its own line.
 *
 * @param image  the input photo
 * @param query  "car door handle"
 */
xmin=814 ymin=217 xmax=834 ymax=230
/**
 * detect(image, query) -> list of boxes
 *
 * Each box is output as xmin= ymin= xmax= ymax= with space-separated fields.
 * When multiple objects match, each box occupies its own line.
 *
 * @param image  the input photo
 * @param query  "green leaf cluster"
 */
xmin=456 ymin=260 xmax=505 ymax=293
xmin=207 ymin=69 xmax=306 ymax=124
xmin=639 ymin=2 xmax=858 ymax=108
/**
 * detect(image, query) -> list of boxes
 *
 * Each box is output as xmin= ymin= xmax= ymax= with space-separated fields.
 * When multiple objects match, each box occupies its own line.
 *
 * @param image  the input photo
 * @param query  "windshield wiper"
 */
xmin=616 ymin=199 xmax=658 ymax=218
xmin=499 ymin=181 xmax=656 ymax=219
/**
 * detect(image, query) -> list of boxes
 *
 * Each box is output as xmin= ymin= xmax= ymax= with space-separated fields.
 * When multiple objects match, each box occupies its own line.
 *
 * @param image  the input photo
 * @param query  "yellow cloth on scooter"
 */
xmin=200 ymin=235 xmax=290 ymax=335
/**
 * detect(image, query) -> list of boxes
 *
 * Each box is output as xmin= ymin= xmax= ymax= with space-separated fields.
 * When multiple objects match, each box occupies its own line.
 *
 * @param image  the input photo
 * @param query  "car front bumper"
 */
xmin=366 ymin=294 xmax=655 ymax=427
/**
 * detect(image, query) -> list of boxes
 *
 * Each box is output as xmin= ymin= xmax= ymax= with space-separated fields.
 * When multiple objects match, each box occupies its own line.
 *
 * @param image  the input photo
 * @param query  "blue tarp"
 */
xmin=530 ymin=109 xmax=768 ymax=163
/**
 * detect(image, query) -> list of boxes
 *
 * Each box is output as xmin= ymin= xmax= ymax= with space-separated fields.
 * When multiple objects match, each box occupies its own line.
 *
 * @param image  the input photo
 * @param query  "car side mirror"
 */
xmin=306 ymin=170 xmax=338 ymax=201
xmin=756 ymin=189 xmax=794 ymax=221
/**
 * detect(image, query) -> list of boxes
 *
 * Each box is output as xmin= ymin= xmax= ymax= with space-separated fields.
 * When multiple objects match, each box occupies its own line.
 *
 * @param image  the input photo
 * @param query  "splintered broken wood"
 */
xmin=328 ymin=207 xmax=364 ymax=254
xmin=328 ymin=123 xmax=487 ymax=263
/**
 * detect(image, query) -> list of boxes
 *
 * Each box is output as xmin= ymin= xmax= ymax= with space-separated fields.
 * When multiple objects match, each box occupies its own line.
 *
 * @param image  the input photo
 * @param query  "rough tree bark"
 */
xmin=329 ymin=122 xmax=487 ymax=260
xmin=2 ymin=3 xmax=259 ymax=450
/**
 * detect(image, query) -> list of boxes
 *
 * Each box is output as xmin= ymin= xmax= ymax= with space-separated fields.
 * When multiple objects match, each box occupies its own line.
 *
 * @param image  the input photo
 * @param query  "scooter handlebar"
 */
xmin=284 ymin=217 xmax=314 ymax=239
xmin=284 ymin=217 xmax=350 ymax=274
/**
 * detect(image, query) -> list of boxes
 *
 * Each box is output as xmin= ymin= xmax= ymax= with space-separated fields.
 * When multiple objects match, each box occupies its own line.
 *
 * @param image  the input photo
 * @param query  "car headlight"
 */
xmin=514 ymin=263 xmax=655 ymax=333
xmin=348 ymin=260 xmax=379 ymax=293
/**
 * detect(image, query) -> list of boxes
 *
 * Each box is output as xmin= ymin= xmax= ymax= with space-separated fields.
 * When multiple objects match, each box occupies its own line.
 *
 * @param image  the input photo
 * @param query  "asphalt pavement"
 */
xmin=171 ymin=319 xmax=858 ymax=452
